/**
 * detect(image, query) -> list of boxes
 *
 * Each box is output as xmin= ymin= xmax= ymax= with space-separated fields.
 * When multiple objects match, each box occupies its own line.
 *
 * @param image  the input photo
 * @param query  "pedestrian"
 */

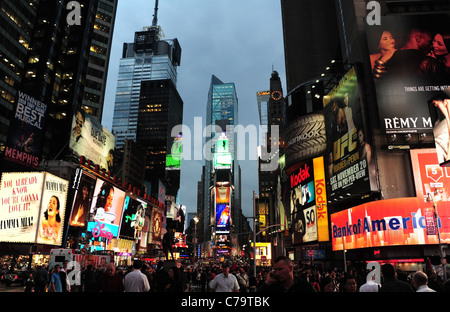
xmin=236 ymin=267 xmax=249 ymax=292
xmin=359 ymin=274 xmax=380 ymax=292
xmin=209 ymin=264 xmax=240 ymax=292
xmin=34 ymin=264 xmax=49 ymax=293
xmin=412 ymin=271 xmax=436 ymax=292
xmin=340 ymin=274 xmax=358 ymax=292
xmin=59 ymin=260 xmax=70 ymax=292
xmin=24 ymin=272 xmax=35 ymax=292
xmin=153 ymin=261 xmax=169 ymax=292
xmin=320 ymin=275 xmax=337 ymax=292
xmin=81 ymin=265 xmax=98 ymax=292
xmin=98 ymin=263 xmax=124 ymax=292
xmin=379 ymin=263 xmax=414 ymax=292
xmin=124 ymin=260 xmax=150 ymax=292
xmin=164 ymin=266 xmax=184 ymax=292
xmin=257 ymin=256 xmax=316 ymax=292
xmin=49 ymin=265 xmax=62 ymax=292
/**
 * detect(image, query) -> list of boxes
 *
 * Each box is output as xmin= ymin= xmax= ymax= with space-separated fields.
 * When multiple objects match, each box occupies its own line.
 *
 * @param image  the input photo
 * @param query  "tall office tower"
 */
xmin=256 ymin=90 xmax=270 ymax=136
xmin=111 ymin=2 xmax=182 ymax=197
xmin=112 ymin=25 xmax=181 ymax=149
xmin=0 ymin=0 xmax=118 ymax=169
xmin=202 ymin=75 xmax=241 ymax=245
xmin=137 ymin=78 xmax=183 ymax=197
xmin=257 ymin=71 xmax=285 ymax=243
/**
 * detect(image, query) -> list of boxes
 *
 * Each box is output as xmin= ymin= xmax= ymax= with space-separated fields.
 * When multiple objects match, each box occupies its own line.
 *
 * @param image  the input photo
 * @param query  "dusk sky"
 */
xmin=101 ymin=0 xmax=286 ymax=220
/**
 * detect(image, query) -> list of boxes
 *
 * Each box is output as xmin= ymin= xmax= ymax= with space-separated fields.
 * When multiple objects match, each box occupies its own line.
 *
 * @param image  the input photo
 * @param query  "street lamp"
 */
xmin=428 ymin=189 xmax=447 ymax=282
xmin=193 ymin=216 xmax=199 ymax=261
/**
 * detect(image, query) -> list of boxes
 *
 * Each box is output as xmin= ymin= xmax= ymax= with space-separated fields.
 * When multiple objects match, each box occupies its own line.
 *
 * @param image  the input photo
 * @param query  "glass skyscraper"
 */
xmin=112 ymin=26 xmax=181 ymax=148
xmin=203 ymin=75 xmax=241 ymax=240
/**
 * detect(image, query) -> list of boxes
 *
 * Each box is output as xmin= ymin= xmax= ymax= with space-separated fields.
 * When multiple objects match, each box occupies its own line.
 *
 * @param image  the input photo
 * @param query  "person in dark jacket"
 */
xmin=379 ymin=263 xmax=414 ymax=292
xmin=257 ymin=256 xmax=316 ymax=292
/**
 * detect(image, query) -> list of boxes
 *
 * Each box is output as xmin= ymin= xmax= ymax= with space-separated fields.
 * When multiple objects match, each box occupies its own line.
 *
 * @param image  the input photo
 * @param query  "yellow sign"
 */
xmin=313 ymin=156 xmax=329 ymax=242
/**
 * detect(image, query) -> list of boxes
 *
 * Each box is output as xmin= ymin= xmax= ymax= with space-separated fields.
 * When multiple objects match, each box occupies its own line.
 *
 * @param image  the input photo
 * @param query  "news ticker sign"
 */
xmin=330 ymin=197 xmax=449 ymax=251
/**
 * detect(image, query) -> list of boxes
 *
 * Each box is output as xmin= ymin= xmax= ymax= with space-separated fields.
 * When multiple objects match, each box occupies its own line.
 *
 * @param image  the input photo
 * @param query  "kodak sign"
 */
xmin=313 ymin=156 xmax=329 ymax=242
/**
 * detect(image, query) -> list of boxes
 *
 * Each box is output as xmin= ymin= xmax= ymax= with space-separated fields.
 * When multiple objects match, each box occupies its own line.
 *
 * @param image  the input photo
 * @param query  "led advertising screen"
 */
xmin=410 ymin=148 xmax=450 ymax=204
xmin=365 ymin=14 xmax=450 ymax=134
xmin=149 ymin=207 xmax=163 ymax=244
xmin=69 ymin=108 xmax=115 ymax=171
xmin=68 ymin=168 xmax=96 ymax=227
xmin=4 ymin=91 xmax=48 ymax=168
xmin=288 ymin=160 xmax=317 ymax=244
xmin=214 ymin=134 xmax=232 ymax=169
xmin=88 ymin=179 xmax=126 ymax=238
xmin=166 ymin=135 xmax=182 ymax=170
xmin=331 ymin=197 xmax=450 ymax=251
xmin=215 ymin=204 xmax=230 ymax=234
xmin=0 ymin=172 xmax=68 ymax=245
xmin=36 ymin=173 xmax=69 ymax=245
xmin=119 ymin=195 xmax=146 ymax=240
xmin=429 ymin=88 xmax=450 ymax=166
xmin=323 ymin=67 xmax=376 ymax=201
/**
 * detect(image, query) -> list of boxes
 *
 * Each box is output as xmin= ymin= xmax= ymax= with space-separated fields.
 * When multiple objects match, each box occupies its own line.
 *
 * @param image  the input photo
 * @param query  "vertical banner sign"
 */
xmin=5 ymin=92 xmax=47 ymax=168
xmin=36 ymin=173 xmax=69 ymax=245
xmin=313 ymin=156 xmax=329 ymax=242
xmin=323 ymin=67 xmax=375 ymax=201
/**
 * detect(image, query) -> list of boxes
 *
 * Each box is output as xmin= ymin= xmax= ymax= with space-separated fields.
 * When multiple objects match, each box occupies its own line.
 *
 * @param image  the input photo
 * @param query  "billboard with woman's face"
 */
xmin=365 ymin=14 xmax=450 ymax=135
xmin=36 ymin=174 xmax=69 ymax=245
xmin=88 ymin=179 xmax=125 ymax=237
xmin=0 ymin=172 xmax=68 ymax=246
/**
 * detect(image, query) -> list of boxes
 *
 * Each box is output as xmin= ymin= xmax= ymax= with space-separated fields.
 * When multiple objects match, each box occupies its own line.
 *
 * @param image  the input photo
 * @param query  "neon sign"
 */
xmin=90 ymin=220 xmax=113 ymax=243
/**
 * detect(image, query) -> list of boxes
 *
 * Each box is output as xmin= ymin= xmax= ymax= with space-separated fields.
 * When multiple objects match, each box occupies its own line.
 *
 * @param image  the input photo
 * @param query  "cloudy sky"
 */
xmin=101 ymin=0 xmax=286 ymax=219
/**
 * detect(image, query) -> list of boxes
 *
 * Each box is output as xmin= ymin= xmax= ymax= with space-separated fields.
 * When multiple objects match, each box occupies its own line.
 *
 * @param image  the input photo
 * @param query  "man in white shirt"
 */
xmin=412 ymin=271 xmax=436 ymax=292
xmin=209 ymin=264 xmax=239 ymax=292
xmin=124 ymin=260 xmax=150 ymax=292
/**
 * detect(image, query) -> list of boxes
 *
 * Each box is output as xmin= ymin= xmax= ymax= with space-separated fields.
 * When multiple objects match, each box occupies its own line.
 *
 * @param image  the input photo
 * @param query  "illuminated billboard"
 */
xmin=4 ymin=91 xmax=48 ymax=168
xmin=216 ymin=204 xmax=230 ymax=234
xmin=0 ymin=172 xmax=68 ymax=245
xmin=284 ymin=113 xmax=326 ymax=167
xmin=88 ymin=179 xmax=126 ymax=238
xmin=69 ymin=109 xmax=115 ymax=171
xmin=149 ymin=207 xmax=163 ymax=244
xmin=331 ymin=197 xmax=450 ymax=251
xmin=119 ymin=195 xmax=146 ymax=240
xmin=287 ymin=156 xmax=329 ymax=244
xmin=365 ymin=14 xmax=450 ymax=134
xmin=214 ymin=134 xmax=232 ymax=169
xmin=323 ymin=67 xmax=376 ymax=201
xmin=68 ymin=168 xmax=96 ymax=227
xmin=166 ymin=135 xmax=182 ymax=170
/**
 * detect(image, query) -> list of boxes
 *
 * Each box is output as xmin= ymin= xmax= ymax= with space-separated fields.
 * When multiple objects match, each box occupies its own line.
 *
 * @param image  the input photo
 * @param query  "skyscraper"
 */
xmin=202 ymin=75 xmax=241 ymax=245
xmin=111 ymin=2 xmax=182 ymax=198
xmin=0 ymin=0 xmax=118 ymax=169
xmin=112 ymin=24 xmax=181 ymax=149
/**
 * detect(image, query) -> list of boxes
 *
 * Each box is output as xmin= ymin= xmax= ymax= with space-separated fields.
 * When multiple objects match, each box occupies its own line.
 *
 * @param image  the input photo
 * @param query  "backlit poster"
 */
xmin=36 ymin=174 xmax=69 ymax=245
xmin=69 ymin=108 xmax=115 ymax=171
xmin=120 ymin=195 xmax=146 ymax=240
xmin=323 ymin=67 xmax=375 ymax=201
xmin=365 ymin=14 xmax=450 ymax=134
xmin=149 ymin=207 xmax=163 ymax=244
xmin=216 ymin=204 xmax=230 ymax=234
xmin=68 ymin=169 xmax=96 ymax=227
xmin=88 ymin=179 xmax=126 ymax=237
xmin=4 ymin=91 xmax=48 ymax=168
xmin=0 ymin=172 xmax=69 ymax=246
xmin=0 ymin=172 xmax=45 ymax=243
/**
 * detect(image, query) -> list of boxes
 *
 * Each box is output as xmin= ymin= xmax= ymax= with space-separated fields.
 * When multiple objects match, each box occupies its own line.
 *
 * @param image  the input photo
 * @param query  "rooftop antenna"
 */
xmin=152 ymin=0 xmax=159 ymax=27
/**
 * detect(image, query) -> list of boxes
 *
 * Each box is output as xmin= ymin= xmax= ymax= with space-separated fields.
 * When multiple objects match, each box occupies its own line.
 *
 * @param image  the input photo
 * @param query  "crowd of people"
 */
xmin=7 ymin=256 xmax=450 ymax=293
